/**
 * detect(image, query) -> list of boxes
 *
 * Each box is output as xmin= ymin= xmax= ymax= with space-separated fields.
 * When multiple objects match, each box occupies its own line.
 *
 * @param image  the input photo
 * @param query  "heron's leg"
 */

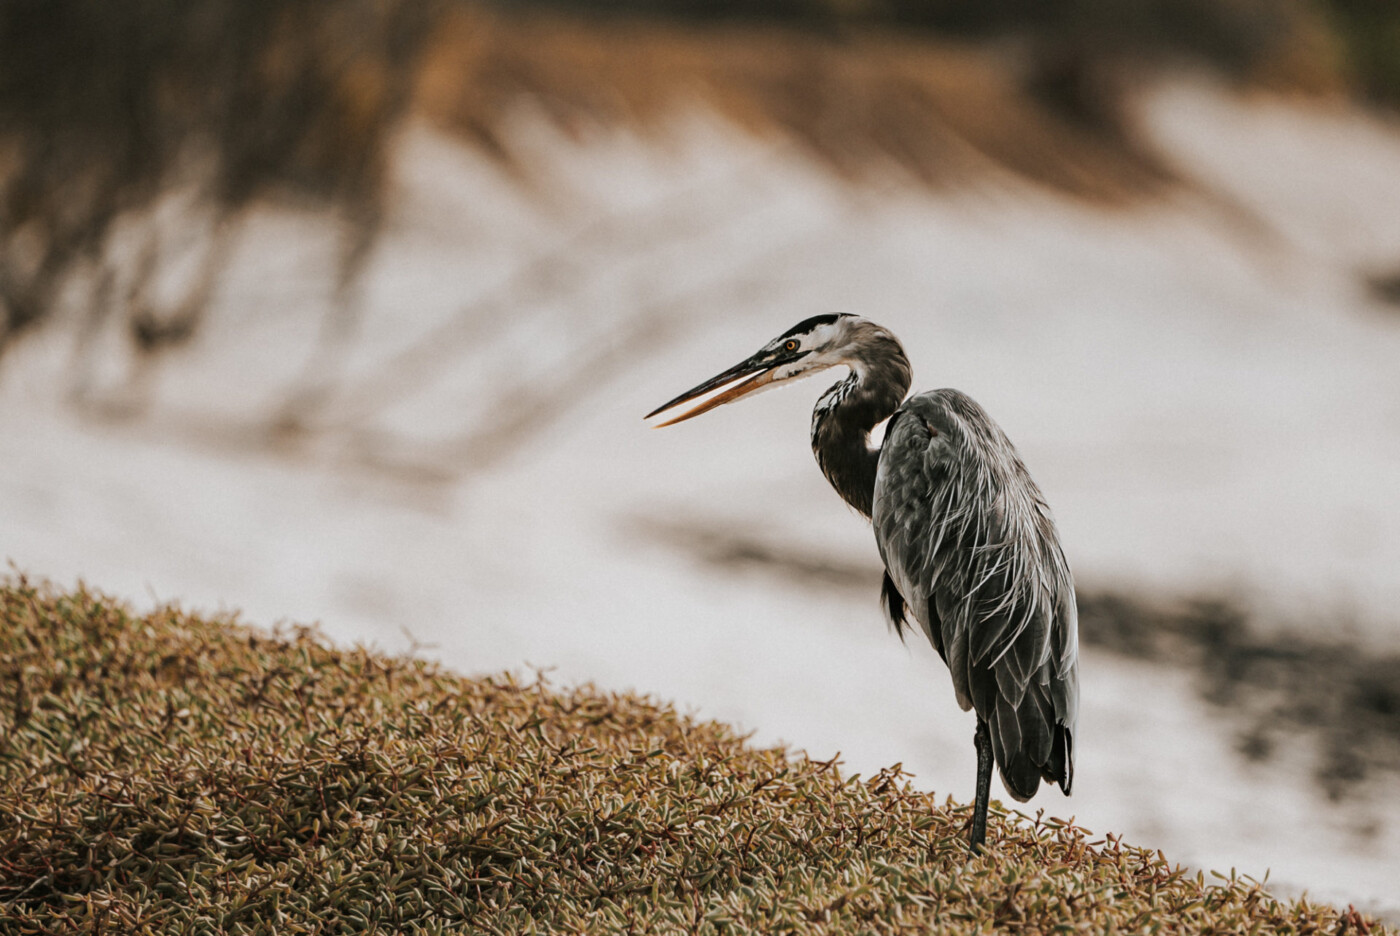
xmin=969 ymin=717 xmax=993 ymax=852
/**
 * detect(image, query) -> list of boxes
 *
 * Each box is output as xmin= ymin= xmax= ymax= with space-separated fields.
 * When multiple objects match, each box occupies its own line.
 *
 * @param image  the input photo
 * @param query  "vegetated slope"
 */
xmin=0 ymin=579 xmax=1386 ymax=934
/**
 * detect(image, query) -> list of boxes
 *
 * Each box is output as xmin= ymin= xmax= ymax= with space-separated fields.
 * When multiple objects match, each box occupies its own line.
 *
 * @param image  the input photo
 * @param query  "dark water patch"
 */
xmin=634 ymin=518 xmax=883 ymax=591
xmin=1366 ymin=267 xmax=1400 ymax=309
xmin=1077 ymin=591 xmax=1400 ymax=801
xmin=638 ymin=518 xmax=1400 ymax=800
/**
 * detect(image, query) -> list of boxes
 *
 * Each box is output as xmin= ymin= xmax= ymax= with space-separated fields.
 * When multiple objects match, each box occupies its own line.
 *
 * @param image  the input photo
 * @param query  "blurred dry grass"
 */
xmin=0 ymin=0 xmax=1389 ymax=365
xmin=418 ymin=8 xmax=1176 ymax=197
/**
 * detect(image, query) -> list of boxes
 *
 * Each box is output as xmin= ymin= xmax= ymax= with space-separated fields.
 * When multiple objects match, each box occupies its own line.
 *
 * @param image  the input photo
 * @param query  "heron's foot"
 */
xmin=958 ymin=803 xmax=988 ymax=853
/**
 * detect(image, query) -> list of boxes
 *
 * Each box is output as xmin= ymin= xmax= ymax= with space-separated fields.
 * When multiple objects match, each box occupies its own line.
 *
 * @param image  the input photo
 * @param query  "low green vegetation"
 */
xmin=0 ymin=579 xmax=1388 ymax=934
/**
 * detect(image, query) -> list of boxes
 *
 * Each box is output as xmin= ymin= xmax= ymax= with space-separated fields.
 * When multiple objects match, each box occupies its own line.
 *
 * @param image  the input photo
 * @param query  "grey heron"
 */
xmin=646 ymin=314 xmax=1078 ymax=852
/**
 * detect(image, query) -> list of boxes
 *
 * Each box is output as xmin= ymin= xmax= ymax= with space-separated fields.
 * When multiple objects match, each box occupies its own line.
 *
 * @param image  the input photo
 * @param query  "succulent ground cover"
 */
xmin=0 ymin=578 xmax=1388 ymax=934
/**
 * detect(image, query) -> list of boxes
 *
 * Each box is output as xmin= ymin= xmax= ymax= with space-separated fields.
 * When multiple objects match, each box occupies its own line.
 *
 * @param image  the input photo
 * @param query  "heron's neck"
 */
xmin=811 ymin=348 xmax=911 ymax=518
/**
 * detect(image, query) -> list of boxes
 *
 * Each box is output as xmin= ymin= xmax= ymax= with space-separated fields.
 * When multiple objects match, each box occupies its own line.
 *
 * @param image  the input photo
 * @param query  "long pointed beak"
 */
xmin=645 ymin=356 xmax=777 ymax=427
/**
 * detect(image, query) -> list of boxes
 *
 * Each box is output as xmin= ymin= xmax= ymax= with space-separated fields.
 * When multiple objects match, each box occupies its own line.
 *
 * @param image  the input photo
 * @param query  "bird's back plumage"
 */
xmin=873 ymin=389 xmax=1079 ymax=801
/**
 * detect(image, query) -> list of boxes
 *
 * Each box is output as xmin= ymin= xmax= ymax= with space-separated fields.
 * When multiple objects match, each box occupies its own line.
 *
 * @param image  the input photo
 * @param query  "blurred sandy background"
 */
xmin=3 ymin=0 xmax=1400 ymax=918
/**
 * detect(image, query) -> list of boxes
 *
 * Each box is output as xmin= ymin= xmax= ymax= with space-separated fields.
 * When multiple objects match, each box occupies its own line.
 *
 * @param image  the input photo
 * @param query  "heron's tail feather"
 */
xmin=1051 ymin=721 xmax=1073 ymax=795
xmin=986 ymin=679 xmax=1073 ymax=802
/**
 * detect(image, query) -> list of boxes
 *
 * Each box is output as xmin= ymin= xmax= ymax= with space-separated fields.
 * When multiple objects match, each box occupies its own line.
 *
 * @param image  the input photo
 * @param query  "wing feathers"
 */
xmin=873 ymin=389 xmax=1079 ymax=802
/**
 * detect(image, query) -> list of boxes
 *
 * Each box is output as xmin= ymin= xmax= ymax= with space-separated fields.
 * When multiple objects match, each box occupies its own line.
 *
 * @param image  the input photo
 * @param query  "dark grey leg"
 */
xmin=969 ymin=717 xmax=993 ymax=852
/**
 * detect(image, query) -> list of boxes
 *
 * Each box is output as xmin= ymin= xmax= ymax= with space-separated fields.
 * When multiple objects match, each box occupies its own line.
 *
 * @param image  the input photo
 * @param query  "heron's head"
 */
xmin=646 ymin=314 xmax=904 ymax=426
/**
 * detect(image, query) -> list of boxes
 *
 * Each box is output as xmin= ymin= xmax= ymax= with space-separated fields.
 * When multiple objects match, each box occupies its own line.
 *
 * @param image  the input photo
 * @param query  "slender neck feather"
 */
xmin=810 ymin=333 xmax=911 ymax=518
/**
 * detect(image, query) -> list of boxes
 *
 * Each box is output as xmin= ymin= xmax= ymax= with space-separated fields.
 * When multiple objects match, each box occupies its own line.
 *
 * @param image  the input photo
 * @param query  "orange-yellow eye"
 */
xmin=784 ymin=340 xmax=798 ymax=352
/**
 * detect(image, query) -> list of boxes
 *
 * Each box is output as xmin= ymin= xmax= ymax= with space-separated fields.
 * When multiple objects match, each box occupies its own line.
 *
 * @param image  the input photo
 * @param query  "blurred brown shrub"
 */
xmin=0 ymin=0 xmax=435 ymax=357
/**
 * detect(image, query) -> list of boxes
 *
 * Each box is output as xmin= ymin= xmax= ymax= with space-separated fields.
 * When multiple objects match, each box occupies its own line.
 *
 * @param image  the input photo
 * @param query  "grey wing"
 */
xmin=873 ymin=389 xmax=1079 ymax=801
